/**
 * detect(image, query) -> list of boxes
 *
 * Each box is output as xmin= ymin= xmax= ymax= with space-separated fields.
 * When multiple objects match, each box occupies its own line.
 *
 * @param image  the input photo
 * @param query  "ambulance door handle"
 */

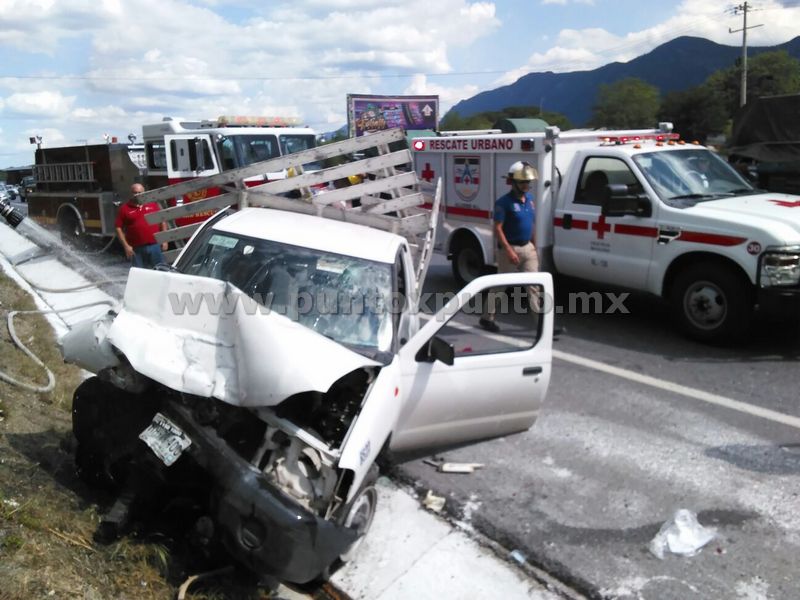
xmin=523 ymin=366 xmax=543 ymax=376
xmin=563 ymin=214 xmax=573 ymax=230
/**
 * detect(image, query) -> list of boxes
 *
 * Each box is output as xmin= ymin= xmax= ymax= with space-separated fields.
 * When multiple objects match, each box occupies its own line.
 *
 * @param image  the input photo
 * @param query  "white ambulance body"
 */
xmin=412 ymin=126 xmax=800 ymax=341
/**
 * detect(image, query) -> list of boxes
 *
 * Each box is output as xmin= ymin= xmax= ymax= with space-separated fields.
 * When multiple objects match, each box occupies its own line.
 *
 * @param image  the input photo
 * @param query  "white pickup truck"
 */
xmin=57 ymin=130 xmax=555 ymax=585
xmin=412 ymin=125 xmax=800 ymax=341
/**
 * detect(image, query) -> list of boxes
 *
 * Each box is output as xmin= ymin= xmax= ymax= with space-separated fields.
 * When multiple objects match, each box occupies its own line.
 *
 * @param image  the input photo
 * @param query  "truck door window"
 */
xmin=434 ymin=285 xmax=543 ymax=357
xmin=576 ymin=157 xmax=641 ymax=206
xmin=217 ymin=137 xmax=236 ymax=171
xmin=146 ymin=141 xmax=167 ymax=171
xmin=170 ymin=138 xmax=213 ymax=172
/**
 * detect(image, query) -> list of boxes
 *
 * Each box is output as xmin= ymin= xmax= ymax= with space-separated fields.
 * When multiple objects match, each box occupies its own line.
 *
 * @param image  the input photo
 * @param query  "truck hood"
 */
xmin=688 ymin=193 xmax=800 ymax=243
xmin=105 ymin=269 xmax=379 ymax=407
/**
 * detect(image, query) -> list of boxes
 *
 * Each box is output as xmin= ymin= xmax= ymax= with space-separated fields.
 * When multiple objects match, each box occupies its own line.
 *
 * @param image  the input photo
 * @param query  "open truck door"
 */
xmin=392 ymin=271 xmax=553 ymax=454
xmin=165 ymin=134 xmax=220 ymax=179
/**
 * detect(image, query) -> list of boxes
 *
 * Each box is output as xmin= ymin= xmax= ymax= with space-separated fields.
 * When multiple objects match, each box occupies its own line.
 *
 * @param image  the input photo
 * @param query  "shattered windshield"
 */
xmin=177 ymin=230 xmax=394 ymax=355
xmin=633 ymin=149 xmax=756 ymax=206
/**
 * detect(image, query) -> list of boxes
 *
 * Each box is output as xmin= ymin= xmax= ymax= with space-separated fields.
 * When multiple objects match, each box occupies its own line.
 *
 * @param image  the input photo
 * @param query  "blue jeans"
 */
xmin=132 ymin=243 xmax=164 ymax=269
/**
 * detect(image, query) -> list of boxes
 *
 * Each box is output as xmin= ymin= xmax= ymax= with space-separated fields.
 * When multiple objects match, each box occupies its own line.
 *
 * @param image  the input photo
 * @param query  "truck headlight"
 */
xmin=760 ymin=251 xmax=800 ymax=287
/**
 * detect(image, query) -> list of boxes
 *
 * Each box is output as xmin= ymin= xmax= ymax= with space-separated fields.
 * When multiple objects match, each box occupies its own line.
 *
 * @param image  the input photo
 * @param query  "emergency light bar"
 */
xmin=216 ymin=115 xmax=302 ymax=127
xmin=599 ymin=132 xmax=680 ymax=145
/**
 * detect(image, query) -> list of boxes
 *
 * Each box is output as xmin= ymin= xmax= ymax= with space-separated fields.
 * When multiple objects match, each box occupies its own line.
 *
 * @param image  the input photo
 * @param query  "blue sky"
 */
xmin=1 ymin=0 xmax=800 ymax=168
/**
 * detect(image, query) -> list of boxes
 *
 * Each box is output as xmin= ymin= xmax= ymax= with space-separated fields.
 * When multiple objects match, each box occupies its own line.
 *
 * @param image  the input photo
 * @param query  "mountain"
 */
xmin=449 ymin=36 xmax=800 ymax=126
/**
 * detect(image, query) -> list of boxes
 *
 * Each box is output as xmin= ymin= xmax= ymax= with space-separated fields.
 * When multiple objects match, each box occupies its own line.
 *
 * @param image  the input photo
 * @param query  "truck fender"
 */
xmin=659 ymin=251 xmax=755 ymax=299
xmin=447 ymin=227 xmax=490 ymax=263
xmin=338 ymin=364 xmax=400 ymax=503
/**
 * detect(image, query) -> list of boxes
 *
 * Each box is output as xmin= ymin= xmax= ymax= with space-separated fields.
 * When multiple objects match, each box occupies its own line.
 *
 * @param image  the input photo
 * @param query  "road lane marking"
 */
xmin=553 ymin=349 xmax=800 ymax=431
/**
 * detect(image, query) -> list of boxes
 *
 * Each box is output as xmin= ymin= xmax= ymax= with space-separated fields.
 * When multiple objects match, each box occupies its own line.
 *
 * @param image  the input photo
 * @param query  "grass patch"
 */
xmin=0 ymin=271 xmax=273 ymax=599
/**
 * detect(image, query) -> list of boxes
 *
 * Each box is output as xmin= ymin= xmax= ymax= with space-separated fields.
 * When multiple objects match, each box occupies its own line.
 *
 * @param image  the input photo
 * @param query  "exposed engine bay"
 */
xmin=71 ymin=362 xmax=378 ymax=584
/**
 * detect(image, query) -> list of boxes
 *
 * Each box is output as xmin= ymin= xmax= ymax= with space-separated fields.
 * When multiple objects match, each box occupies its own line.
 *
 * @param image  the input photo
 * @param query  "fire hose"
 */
xmin=0 ymin=197 xmax=120 ymax=392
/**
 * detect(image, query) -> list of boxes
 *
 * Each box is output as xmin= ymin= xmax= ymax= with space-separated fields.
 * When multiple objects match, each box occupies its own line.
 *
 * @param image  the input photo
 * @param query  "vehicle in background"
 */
xmin=20 ymin=175 xmax=36 ymax=200
xmin=729 ymin=94 xmax=800 ymax=195
xmin=142 ymin=115 xmax=319 ymax=226
xmin=412 ymin=124 xmax=800 ymax=341
xmin=25 ymin=143 xmax=145 ymax=242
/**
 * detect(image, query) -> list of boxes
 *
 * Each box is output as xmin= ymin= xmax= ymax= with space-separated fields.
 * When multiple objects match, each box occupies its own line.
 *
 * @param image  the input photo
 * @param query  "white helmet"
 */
xmin=508 ymin=161 xmax=538 ymax=182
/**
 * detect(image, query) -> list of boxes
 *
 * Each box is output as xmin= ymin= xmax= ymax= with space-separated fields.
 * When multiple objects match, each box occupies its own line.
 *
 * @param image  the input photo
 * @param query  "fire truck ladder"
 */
xmin=139 ymin=128 xmax=441 ymax=292
xmin=33 ymin=162 xmax=96 ymax=183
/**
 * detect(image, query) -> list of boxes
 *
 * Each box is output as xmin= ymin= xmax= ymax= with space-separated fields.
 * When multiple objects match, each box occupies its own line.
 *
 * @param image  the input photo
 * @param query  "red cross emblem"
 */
xmin=421 ymin=162 xmax=435 ymax=182
xmin=769 ymin=199 xmax=800 ymax=208
xmin=591 ymin=215 xmax=611 ymax=239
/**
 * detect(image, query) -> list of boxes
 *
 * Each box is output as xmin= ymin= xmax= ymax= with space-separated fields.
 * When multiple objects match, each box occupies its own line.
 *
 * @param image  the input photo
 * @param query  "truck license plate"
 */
xmin=139 ymin=413 xmax=192 ymax=466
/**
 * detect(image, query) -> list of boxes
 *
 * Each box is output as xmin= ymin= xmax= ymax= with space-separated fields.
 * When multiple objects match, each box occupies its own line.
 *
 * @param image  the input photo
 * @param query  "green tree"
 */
xmin=707 ymin=50 xmax=800 ymax=116
xmin=590 ymin=78 xmax=660 ymax=129
xmin=659 ymin=84 xmax=728 ymax=143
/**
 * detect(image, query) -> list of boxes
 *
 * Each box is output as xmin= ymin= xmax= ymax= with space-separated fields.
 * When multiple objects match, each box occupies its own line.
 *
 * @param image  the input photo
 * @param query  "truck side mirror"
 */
xmin=416 ymin=335 xmax=455 ymax=366
xmin=601 ymin=184 xmax=652 ymax=218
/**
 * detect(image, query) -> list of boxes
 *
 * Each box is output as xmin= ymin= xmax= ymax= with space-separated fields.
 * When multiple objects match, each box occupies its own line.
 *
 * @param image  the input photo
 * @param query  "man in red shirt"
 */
xmin=115 ymin=183 xmax=168 ymax=268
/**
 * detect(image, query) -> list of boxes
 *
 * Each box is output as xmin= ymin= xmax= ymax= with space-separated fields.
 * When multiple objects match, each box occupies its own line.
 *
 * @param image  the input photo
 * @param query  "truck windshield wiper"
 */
xmin=669 ymin=193 xmax=716 ymax=200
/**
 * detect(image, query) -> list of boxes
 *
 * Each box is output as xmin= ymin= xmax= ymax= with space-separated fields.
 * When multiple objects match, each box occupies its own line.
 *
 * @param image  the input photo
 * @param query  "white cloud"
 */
xmin=4 ymin=91 xmax=76 ymax=116
xmin=403 ymin=74 xmax=479 ymax=114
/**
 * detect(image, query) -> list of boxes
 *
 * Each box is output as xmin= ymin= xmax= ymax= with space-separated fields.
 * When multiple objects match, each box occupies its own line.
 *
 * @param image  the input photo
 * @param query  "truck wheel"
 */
xmin=670 ymin=263 xmax=753 ymax=342
xmin=338 ymin=467 xmax=379 ymax=563
xmin=72 ymin=376 xmax=158 ymax=489
xmin=316 ymin=466 xmax=379 ymax=582
xmin=451 ymin=239 xmax=485 ymax=286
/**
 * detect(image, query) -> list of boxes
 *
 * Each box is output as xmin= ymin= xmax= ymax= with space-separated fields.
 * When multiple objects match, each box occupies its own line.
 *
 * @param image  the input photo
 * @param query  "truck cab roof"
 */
xmin=212 ymin=208 xmax=406 ymax=264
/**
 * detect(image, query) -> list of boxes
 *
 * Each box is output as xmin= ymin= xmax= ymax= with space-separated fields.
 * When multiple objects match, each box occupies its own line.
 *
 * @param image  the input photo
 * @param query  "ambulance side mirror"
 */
xmin=602 ymin=184 xmax=652 ymax=218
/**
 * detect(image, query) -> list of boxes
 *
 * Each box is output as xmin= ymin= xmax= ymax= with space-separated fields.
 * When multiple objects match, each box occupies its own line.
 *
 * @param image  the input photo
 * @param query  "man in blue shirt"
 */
xmin=480 ymin=161 xmax=539 ymax=333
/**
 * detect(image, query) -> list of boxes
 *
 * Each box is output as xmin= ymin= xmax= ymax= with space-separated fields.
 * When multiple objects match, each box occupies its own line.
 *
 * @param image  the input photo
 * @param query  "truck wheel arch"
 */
xmin=661 ymin=252 xmax=753 ymax=299
xmin=56 ymin=203 xmax=85 ymax=239
xmin=448 ymin=228 xmax=490 ymax=285
xmin=662 ymin=252 xmax=755 ymax=341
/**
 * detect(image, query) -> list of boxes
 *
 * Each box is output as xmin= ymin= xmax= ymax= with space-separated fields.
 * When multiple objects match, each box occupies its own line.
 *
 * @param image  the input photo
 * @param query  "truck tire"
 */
xmin=669 ymin=262 xmax=753 ymax=342
xmin=451 ymin=238 xmax=486 ymax=286
xmin=72 ymin=376 xmax=158 ymax=489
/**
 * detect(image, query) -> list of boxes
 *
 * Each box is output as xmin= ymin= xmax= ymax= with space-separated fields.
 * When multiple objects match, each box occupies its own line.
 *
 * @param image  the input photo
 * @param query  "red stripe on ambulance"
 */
xmin=676 ymin=231 xmax=747 ymax=246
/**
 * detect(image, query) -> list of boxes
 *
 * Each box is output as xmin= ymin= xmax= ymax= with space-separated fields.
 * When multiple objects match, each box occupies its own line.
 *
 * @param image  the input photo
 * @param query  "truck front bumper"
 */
xmin=160 ymin=402 xmax=357 ymax=585
xmin=757 ymin=286 xmax=800 ymax=317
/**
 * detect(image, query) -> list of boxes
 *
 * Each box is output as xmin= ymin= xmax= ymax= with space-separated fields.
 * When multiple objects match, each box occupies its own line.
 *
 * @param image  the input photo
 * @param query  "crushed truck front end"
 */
xmin=63 ymin=209 xmax=410 ymax=583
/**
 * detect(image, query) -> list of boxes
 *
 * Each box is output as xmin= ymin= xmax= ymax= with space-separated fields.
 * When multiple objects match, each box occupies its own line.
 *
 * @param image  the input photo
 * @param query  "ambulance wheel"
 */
xmin=670 ymin=262 xmax=753 ymax=342
xmin=451 ymin=239 xmax=485 ymax=286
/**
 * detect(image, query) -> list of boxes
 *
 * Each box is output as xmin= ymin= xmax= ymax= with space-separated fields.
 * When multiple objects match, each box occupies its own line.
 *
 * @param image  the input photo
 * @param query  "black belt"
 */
xmin=506 ymin=240 xmax=530 ymax=246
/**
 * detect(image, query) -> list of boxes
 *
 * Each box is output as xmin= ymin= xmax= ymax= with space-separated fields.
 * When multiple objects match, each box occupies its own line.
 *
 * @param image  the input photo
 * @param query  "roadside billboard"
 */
xmin=347 ymin=94 xmax=439 ymax=137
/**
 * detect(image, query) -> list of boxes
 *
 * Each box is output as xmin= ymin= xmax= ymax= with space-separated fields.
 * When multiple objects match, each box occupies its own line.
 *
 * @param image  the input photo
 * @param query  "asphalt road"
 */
xmin=399 ymin=256 xmax=800 ymax=600
xmin=61 ymin=243 xmax=800 ymax=600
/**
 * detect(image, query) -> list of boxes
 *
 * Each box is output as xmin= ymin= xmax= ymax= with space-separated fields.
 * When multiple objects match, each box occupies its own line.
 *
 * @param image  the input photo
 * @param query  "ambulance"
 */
xmin=411 ymin=125 xmax=800 ymax=341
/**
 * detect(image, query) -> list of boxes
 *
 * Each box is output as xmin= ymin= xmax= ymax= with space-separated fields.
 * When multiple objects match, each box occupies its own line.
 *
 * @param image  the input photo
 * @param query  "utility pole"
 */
xmin=729 ymin=2 xmax=764 ymax=108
